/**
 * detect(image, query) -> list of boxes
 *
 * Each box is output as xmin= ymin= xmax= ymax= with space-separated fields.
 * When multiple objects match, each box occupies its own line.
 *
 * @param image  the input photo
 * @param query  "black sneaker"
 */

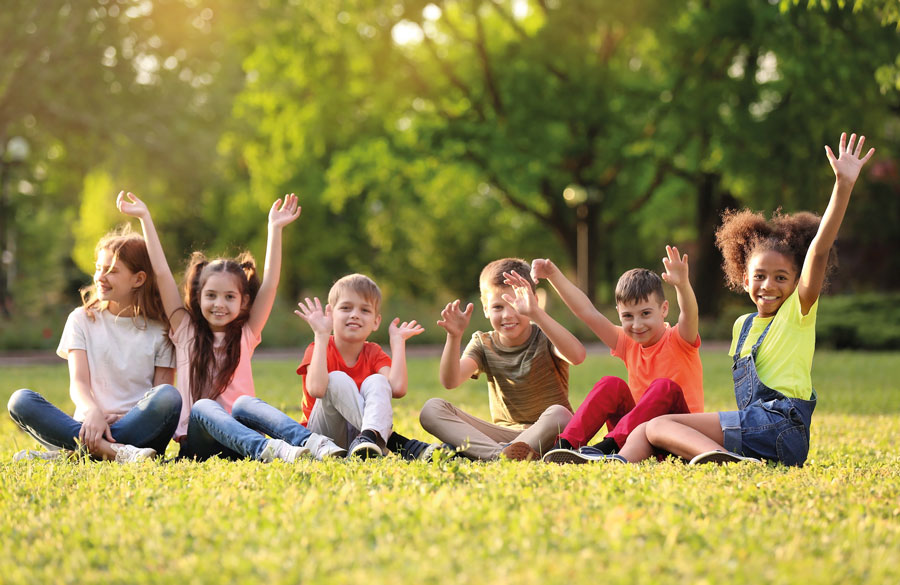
xmin=398 ymin=438 xmax=456 ymax=461
xmin=542 ymin=445 xmax=607 ymax=464
xmin=348 ymin=433 xmax=382 ymax=459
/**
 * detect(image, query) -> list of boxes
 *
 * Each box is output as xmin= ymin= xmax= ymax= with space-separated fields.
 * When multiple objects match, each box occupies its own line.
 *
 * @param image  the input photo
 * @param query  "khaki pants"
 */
xmin=419 ymin=398 xmax=572 ymax=460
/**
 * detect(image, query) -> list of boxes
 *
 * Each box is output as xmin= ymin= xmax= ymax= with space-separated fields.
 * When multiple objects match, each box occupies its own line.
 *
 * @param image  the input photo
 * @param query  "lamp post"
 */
xmin=0 ymin=136 xmax=30 ymax=318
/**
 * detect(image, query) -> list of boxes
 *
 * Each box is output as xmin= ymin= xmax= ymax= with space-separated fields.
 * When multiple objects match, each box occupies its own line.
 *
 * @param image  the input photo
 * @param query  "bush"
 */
xmin=816 ymin=292 xmax=900 ymax=350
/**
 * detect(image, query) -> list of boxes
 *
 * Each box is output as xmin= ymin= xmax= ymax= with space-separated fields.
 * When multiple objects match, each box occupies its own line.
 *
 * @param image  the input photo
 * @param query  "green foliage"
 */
xmin=817 ymin=293 xmax=900 ymax=349
xmin=2 ymin=351 xmax=900 ymax=584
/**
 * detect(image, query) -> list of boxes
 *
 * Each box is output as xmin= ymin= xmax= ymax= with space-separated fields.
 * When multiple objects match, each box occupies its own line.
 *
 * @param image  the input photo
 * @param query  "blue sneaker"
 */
xmin=348 ymin=433 xmax=383 ymax=459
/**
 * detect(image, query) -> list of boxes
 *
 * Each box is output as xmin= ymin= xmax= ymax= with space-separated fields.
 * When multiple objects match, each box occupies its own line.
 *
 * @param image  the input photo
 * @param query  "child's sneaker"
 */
xmin=604 ymin=453 xmax=628 ymax=464
xmin=500 ymin=441 xmax=540 ymax=461
xmin=13 ymin=449 xmax=66 ymax=462
xmin=689 ymin=450 xmax=761 ymax=465
xmin=542 ymin=447 xmax=590 ymax=464
xmin=348 ymin=433 xmax=382 ymax=459
xmin=260 ymin=438 xmax=311 ymax=463
xmin=303 ymin=434 xmax=347 ymax=460
xmin=110 ymin=443 xmax=156 ymax=463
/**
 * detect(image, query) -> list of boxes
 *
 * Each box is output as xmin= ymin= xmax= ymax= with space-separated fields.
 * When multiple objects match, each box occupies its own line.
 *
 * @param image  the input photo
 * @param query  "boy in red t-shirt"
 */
xmin=539 ymin=245 xmax=704 ymax=464
xmin=295 ymin=273 xmax=445 ymax=460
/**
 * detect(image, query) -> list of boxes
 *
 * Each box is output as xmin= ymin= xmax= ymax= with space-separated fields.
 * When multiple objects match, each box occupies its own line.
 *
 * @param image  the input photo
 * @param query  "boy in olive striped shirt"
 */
xmin=419 ymin=258 xmax=586 ymax=460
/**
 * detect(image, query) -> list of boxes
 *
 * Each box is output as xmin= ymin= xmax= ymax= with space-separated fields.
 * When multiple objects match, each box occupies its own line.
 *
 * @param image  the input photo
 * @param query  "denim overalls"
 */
xmin=719 ymin=314 xmax=817 ymax=467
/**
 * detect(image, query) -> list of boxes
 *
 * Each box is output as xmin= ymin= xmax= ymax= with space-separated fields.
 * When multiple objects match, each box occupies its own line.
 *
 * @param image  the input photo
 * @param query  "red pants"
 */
xmin=559 ymin=376 xmax=689 ymax=448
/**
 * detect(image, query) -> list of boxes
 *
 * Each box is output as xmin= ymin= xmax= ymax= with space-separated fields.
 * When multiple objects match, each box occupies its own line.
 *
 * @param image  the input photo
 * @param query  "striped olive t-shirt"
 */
xmin=462 ymin=326 xmax=572 ymax=428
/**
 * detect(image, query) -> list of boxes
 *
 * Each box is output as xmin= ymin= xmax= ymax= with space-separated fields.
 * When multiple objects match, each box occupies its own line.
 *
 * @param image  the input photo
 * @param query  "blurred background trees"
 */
xmin=2 ymin=0 xmax=899 ymax=348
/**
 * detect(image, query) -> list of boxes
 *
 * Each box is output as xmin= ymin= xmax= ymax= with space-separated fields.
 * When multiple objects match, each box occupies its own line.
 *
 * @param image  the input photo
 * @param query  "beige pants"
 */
xmin=419 ymin=398 xmax=572 ymax=460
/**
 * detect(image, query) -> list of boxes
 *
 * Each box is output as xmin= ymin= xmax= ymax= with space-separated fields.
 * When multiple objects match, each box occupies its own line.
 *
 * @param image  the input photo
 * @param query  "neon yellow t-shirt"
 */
xmin=728 ymin=289 xmax=817 ymax=400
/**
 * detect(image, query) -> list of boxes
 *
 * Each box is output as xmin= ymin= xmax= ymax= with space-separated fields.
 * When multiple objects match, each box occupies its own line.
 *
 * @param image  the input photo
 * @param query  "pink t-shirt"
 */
xmin=170 ymin=317 xmax=261 ymax=438
xmin=611 ymin=323 xmax=704 ymax=414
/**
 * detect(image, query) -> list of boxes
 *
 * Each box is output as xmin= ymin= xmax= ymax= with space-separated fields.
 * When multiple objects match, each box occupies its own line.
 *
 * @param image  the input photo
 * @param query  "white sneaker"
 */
xmin=260 ymin=438 xmax=310 ymax=463
xmin=304 ymin=433 xmax=347 ymax=460
xmin=110 ymin=444 xmax=156 ymax=463
xmin=13 ymin=449 xmax=66 ymax=462
xmin=689 ymin=450 xmax=761 ymax=465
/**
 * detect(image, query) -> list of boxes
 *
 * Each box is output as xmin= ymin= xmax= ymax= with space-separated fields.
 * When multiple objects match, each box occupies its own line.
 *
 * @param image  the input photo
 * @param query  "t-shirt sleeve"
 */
xmin=295 ymin=343 xmax=316 ymax=376
xmin=610 ymin=328 xmax=628 ymax=361
xmin=728 ymin=315 xmax=749 ymax=357
xmin=671 ymin=323 xmax=701 ymax=351
xmin=154 ymin=329 xmax=176 ymax=368
xmin=461 ymin=332 xmax=485 ymax=378
xmin=367 ymin=344 xmax=392 ymax=374
xmin=56 ymin=309 xmax=87 ymax=360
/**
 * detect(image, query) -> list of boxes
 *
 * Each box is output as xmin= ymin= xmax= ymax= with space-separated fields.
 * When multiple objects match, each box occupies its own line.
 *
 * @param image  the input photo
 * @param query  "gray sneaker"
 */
xmin=260 ymin=438 xmax=311 ymax=463
xmin=348 ymin=433 xmax=382 ymax=459
xmin=110 ymin=444 xmax=156 ymax=463
xmin=303 ymin=434 xmax=347 ymax=460
xmin=689 ymin=450 xmax=761 ymax=465
xmin=13 ymin=449 xmax=66 ymax=462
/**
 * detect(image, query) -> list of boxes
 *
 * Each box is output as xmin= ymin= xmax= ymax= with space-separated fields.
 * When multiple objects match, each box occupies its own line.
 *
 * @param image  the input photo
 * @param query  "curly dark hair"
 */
xmin=715 ymin=208 xmax=835 ymax=292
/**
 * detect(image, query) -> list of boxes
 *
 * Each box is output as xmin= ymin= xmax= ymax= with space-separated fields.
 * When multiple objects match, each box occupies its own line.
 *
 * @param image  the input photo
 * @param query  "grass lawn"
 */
xmin=1 ymin=350 xmax=899 ymax=584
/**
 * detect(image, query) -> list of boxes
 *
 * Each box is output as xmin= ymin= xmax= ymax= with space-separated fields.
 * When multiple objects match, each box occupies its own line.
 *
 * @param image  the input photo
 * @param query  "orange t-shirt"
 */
xmin=295 ymin=336 xmax=392 ymax=425
xmin=611 ymin=323 xmax=704 ymax=413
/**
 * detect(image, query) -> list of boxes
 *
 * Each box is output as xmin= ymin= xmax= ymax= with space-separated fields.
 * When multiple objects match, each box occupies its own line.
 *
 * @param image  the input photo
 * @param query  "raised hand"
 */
xmin=294 ymin=297 xmax=332 ymax=335
xmin=389 ymin=318 xmax=425 ymax=342
xmin=115 ymin=190 xmax=150 ymax=219
xmin=530 ymin=258 xmax=558 ymax=284
xmin=825 ymin=132 xmax=875 ymax=186
xmin=502 ymin=271 xmax=539 ymax=318
xmin=661 ymin=245 xmax=689 ymax=288
xmin=437 ymin=299 xmax=474 ymax=337
xmin=269 ymin=193 xmax=302 ymax=229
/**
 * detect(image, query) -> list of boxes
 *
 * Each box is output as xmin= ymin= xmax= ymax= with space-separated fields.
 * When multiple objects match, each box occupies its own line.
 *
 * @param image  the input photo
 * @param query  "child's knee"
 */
xmin=360 ymin=374 xmax=391 ymax=397
xmin=647 ymin=378 xmax=683 ymax=396
xmin=419 ymin=398 xmax=451 ymax=429
xmin=590 ymin=376 xmax=628 ymax=394
xmin=7 ymin=388 xmax=36 ymax=418
xmin=230 ymin=394 xmax=256 ymax=416
xmin=149 ymin=384 xmax=182 ymax=414
xmin=542 ymin=404 xmax=573 ymax=429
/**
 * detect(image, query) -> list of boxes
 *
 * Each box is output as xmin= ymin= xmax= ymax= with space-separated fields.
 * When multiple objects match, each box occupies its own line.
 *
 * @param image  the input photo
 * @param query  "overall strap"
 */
xmin=733 ymin=313 xmax=775 ymax=358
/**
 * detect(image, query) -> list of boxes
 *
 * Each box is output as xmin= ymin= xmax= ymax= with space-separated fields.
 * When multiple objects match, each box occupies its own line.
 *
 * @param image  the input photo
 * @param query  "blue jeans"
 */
xmin=231 ymin=395 xmax=313 ymax=446
xmin=7 ymin=385 xmax=181 ymax=455
xmin=178 ymin=398 xmax=277 ymax=461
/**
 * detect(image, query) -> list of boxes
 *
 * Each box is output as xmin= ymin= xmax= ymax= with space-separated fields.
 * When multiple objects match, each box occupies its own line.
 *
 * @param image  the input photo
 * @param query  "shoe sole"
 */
xmin=349 ymin=444 xmax=382 ymax=459
xmin=689 ymin=450 xmax=757 ymax=465
xmin=501 ymin=442 xmax=540 ymax=461
xmin=542 ymin=448 xmax=597 ymax=464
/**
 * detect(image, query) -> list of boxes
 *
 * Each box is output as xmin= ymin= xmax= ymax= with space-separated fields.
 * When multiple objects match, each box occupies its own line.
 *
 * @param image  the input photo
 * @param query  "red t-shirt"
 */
xmin=611 ymin=323 xmax=704 ymax=414
xmin=296 ymin=336 xmax=392 ymax=425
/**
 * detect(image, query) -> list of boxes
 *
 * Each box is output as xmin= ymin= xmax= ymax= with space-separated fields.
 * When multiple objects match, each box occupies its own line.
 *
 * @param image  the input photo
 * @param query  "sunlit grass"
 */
xmin=1 ymin=350 xmax=899 ymax=584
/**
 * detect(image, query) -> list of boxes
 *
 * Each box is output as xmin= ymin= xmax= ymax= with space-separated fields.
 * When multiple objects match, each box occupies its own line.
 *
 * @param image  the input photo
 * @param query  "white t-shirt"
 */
xmin=56 ymin=307 xmax=175 ymax=421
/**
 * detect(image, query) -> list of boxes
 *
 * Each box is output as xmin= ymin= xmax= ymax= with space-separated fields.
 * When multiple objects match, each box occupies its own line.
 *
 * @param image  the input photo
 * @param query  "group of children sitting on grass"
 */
xmin=7 ymin=132 xmax=874 ymax=468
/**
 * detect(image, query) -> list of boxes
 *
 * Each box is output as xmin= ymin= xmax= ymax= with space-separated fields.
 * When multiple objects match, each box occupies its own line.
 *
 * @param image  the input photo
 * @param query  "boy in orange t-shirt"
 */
xmin=538 ymin=245 xmax=704 ymax=464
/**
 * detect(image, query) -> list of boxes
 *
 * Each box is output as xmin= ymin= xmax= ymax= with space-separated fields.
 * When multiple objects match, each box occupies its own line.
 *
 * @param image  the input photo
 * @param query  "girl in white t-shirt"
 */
xmin=117 ymin=191 xmax=342 ymax=462
xmin=8 ymin=227 xmax=181 ymax=463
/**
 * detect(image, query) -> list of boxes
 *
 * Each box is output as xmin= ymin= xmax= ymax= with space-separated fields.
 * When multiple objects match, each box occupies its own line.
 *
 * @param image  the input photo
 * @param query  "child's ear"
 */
xmin=742 ymin=272 xmax=750 ymax=292
xmin=373 ymin=314 xmax=382 ymax=330
xmin=660 ymin=299 xmax=669 ymax=319
xmin=132 ymin=270 xmax=147 ymax=289
xmin=242 ymin=294 xmax=250 ymax=309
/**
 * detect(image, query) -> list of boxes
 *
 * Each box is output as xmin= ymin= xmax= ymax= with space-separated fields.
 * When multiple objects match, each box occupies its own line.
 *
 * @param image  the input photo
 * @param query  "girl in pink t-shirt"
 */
xmin=117 ymin=191 xmax=342 ymax=462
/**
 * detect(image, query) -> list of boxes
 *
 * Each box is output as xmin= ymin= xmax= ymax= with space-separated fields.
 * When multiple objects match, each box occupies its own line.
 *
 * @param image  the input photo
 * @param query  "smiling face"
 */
xmin=199 ymin=272 xmax=247 ymax=332
xmin=93 ymin=248 xmax=146 ymax=313
xmin=743 ymin=249 xmax=799 ymax=318
xmin=332 ymin=289 xmax=381 ymax=343
xmin=616 ymin=294 xmax=669 ymax=347
xmin=482 ymin=285 xmax=532 ymax=347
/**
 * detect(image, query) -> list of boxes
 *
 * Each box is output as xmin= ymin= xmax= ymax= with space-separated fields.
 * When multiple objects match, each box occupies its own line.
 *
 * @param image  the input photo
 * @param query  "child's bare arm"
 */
xmin=661 ymin=245 xmax=699 ymax=344
xmin=116 ymin=191 xmax=184 ymax=331
xmin=437 ymin=300 xmax=479 ymax=388
xmin=294 ymin=297 xmax=331 ymax=398
xmin=531 ymin=258 xmax=619 ymax=349
xmin=502 ymin=271 xmax=586 ymax=365
xmin=249 ymin=194 xmax=301 ymax=337
xmin=386 ymin=318 xmax=425 ymax=398
xmin=801 ymin=132 xmax=874 ymax=314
